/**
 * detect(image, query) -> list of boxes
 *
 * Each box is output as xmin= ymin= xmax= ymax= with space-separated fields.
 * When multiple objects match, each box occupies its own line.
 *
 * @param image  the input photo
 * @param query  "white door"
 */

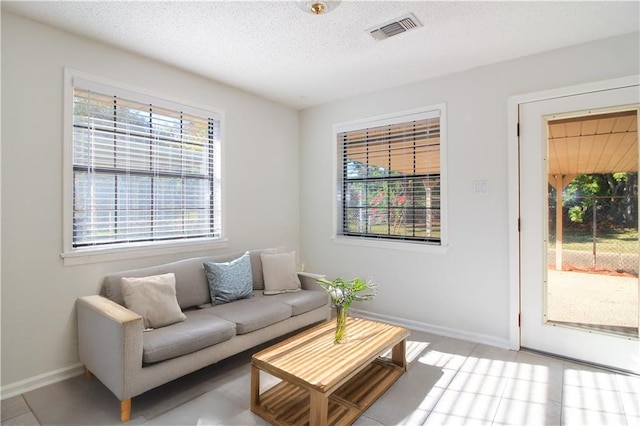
xmin=519 ymin=83 xmax=640 ymax=374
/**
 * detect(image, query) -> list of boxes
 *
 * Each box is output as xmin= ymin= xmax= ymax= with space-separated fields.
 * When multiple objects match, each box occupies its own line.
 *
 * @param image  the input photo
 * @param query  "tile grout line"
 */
xmin=489 ymin=352 xmax=514 ymax=426
xmin=0 ymin=395 xmax=39 ymax=426
xmin=614 ymin=368 xmax=631 ymax=425
xmin=22 ymin=394 xmax=41 ymax=426
xmin=420 ymin=342 xmax=479 ymax=426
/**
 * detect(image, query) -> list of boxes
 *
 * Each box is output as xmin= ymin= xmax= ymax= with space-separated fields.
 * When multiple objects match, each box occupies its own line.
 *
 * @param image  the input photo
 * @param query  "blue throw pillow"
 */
xmin=203 ymin=252 xmax=254 ymax=305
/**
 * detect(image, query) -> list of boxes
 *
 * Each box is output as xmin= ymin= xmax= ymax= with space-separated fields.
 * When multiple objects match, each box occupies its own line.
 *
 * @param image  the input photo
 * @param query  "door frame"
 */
xmin=507 ymin=75 xmax=640 ymax=351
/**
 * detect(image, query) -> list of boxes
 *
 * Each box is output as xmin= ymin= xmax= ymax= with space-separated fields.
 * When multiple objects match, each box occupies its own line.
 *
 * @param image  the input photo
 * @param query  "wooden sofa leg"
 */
xmin=120 ymin=399 xmax=131 ymax=423
xmin=84 ymin=369 xmax=93 ymax=380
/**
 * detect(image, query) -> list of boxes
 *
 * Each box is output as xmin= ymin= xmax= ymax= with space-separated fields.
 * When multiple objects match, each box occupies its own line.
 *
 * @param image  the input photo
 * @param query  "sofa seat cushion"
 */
xmin=209 ymin=293 xmax=292 ymax=334
xmin=266 ymin=290 xmax=328 ymax=316
xmin=142 ymin=310 xmax=235 ymax=364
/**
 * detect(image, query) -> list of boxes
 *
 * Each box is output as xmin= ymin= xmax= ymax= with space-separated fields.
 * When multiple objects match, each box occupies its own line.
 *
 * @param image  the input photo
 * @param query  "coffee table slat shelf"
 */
xmin=251 ymin=318 xmax=409 ymax=426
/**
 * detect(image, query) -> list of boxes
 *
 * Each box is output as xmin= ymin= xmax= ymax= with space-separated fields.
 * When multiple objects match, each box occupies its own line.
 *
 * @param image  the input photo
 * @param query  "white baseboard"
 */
xmin=1 ymin=363 xmax=85 ymax=400
xmin=351 ymin=308 xmax=512 ymax=349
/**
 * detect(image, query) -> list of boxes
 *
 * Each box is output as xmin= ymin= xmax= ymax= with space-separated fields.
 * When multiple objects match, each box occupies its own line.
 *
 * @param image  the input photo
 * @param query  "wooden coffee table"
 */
xmin=250 ymin=317 xmax=410 ymax=425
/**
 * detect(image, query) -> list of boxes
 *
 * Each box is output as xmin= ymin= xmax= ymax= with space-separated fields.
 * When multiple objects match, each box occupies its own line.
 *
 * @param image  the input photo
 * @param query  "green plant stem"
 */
xmin=335 ymin=304 xmax=349 ymax=344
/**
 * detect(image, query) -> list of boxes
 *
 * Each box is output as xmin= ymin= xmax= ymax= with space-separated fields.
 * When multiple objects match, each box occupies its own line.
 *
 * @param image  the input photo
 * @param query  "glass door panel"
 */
xmin=546 ymin=111 xmax=638 ymax=339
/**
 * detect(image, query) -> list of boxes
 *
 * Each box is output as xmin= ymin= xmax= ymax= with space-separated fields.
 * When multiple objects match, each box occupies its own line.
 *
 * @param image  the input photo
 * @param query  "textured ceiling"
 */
xmin=3 ymin=1 xmax=639 ymax=110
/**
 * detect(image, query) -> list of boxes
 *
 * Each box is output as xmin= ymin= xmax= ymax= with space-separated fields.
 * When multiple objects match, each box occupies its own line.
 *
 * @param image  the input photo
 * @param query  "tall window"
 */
xmin=71 ymin=81 xmax=221 ymax=249
xmin=336 ymin=108 xmax=443 ymax=244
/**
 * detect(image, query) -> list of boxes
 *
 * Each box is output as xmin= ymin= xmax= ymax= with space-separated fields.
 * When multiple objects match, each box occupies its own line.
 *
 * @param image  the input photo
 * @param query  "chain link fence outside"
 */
xmin=548 ymin=195 xmax=638 ymax=276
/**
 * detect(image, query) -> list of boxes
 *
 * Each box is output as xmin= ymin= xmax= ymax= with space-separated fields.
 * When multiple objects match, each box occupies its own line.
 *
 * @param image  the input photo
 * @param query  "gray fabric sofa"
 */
xmin=76 ymin=249 xmax=330 ymax=422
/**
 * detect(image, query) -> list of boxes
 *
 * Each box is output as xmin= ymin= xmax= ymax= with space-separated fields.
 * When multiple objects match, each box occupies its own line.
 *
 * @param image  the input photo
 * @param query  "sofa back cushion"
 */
xmin=121 ymin=273 xmax=187 ymax=328
xmin=101 ymin=249 xmax=275 ymax=309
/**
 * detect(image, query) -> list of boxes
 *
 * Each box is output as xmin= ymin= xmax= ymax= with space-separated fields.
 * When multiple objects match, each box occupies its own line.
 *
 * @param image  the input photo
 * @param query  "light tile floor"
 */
xmin=2 ymin=329 xmax=638 ymax=425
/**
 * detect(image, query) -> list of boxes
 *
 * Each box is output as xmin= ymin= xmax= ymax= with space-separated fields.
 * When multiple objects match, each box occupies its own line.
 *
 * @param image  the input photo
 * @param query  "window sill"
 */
xmin=331 ymin=236 xmax=449 ymax=255
xmin=61 ymin=238 xmax=229 ymax=266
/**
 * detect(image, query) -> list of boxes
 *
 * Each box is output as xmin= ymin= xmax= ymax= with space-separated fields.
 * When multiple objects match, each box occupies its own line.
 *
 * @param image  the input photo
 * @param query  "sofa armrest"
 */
xmin=297 ymin=272 xmax=326 ymax=292
xmin=77 ymin=295 xmax=144 ymax=401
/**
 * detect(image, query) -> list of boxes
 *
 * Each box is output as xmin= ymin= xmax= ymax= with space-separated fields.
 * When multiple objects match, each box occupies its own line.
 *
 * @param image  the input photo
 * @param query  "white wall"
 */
xmin=299 ymin=32 xmax=640 ymax=345
xmin=1 ymin=12 xmax=299 ymax=389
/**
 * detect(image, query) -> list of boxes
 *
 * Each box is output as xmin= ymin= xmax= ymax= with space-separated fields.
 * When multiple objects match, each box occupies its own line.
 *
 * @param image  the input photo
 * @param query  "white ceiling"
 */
xmin=3 ymin=1 xmax=639 ymax=110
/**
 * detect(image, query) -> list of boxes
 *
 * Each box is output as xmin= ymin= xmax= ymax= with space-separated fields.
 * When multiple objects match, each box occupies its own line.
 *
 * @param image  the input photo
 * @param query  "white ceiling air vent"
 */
xmin=368 ymin=13 xmax=423 ymax=40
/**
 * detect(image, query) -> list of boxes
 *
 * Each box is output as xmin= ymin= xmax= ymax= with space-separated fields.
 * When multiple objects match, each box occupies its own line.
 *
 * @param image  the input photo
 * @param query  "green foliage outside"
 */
xmin=346 ymin=161 xmax=439 ymax=238
xmin=549 ymin=172 xmax=638 ymax=254
xmin=559 ymin=172 xmax=637 ymax=227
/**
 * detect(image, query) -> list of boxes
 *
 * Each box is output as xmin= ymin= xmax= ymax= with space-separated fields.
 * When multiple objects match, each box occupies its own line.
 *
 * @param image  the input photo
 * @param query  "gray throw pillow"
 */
xmin=121 ymin=273 xmax=186 ymax=329
xmin=204 ymin=252 xmax=254 ymax=305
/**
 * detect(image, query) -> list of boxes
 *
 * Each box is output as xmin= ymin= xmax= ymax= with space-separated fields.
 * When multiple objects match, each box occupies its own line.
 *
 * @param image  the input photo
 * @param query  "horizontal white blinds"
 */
xmin=337 ymin=114 xmax=441 ymax=243
xmin=72 ymin=87 xmax=221 ymax=248
xmin=339 ymin=118 xmax=440 ymax=176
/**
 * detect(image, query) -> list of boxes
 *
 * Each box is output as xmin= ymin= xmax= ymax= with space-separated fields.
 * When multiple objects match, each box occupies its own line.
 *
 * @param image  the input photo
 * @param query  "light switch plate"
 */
xmin=474 ymin=180 xmax=488 ymax=194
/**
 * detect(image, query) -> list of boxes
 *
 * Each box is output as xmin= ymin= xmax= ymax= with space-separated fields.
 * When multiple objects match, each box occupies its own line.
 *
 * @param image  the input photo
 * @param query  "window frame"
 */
xmin=332 ymin=105 xmax=448 ymax=254
xmin=62 ymin=69 xmax=227 ymax=266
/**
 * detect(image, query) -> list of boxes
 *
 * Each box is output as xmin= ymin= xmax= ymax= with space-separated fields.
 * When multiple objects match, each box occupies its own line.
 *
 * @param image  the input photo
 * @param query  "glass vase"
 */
xmin=335 ymin=304 xmax=349 ymax=344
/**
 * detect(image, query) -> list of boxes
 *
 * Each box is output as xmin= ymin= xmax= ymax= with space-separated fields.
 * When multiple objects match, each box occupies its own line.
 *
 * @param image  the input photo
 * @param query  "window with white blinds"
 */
xmin=336 ymin=109 xmax=443 ymax=244
xmin=71 ymin=82 xmax=221 ymax=249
